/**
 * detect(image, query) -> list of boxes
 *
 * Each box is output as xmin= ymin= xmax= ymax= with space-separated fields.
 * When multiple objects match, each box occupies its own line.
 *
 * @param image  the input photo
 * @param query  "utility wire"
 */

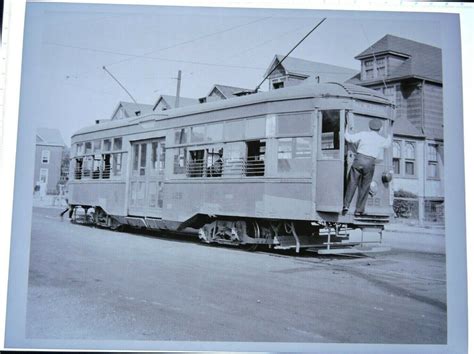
xmin=50 ymin=15 xmax=272 ymax=80
xmin=254 ymin=17 xmax=327 ymax=92
xmin=46 ymin=41 xmax=265 ymax=72
xmin=222 ymin=21 xmax=318 ymax=62
xmin=105 ymin=16 xmax=273 ymax=69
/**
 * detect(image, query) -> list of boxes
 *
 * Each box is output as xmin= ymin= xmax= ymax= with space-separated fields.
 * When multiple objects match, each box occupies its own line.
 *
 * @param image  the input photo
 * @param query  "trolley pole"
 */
xmin=175 ymin=70 xmax=182 ymax=108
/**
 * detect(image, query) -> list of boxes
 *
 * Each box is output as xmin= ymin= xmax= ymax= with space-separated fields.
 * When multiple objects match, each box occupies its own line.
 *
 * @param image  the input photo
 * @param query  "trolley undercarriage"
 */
xmin=67 ymin=205 xmax=391 ymax=254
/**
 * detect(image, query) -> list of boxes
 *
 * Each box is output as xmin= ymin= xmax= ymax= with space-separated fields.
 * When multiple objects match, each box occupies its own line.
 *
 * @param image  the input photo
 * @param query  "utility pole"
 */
xmin=175 ymin=70 xmax=182 ymax=108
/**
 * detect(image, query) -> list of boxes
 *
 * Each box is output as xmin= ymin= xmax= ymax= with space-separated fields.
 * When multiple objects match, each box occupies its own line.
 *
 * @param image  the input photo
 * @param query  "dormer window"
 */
xmin=363 ymin=57 xmax=387 ymax=80
xmin=273 ymin=81 xmax=284 ymax=89
xmin=364 ymin=60 xmax=374 ymax=80
xmin=376 ymin=58 xmax=387 ymax=77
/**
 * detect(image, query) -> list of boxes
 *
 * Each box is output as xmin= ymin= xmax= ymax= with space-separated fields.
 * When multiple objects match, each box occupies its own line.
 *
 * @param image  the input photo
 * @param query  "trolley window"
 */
xmin=277 ymin=113 xmax=312 ymax=136
xmin=84 ymin=142 xmax=92 ymax=155
xmin=320 ymin=110 xmax=341 ymax=159
xmin=112 ymin=153 xmax=123 ymax=177
xmin=93 ymin=140 xmax=101 ymax=153
xmin=277 ymin=137 xmax=312 ymax=174
xmin=246 ymin=140 xmax=265 ymax=176
xmin=245 ymin=117 xmax=266 ymax=139
xmin=139 ymin=143 xmax=147 ymax=176
xmin=224 ymin=120 xmax=244 ymax=140
xmin=188 ymin=149 xmax=205 ymax=177
xmin=113 ymin=137 xmax=122 ymax=151
xmin=173 ymin=148 xmax=187 ymax=174
xmin=206 ymin=123 xmax=224 ymax=142
xmin=190 ymin=126 xmax=205 ymax=143
xmin=103 ymin=139 xmax=112 ymax=152
xmin=76 ymin=143 xmax=84 ymax=156
xmin=206 ymin=148 xmax=223 ymax=177
xmin=175 ymin=128 xmax=188 ymax=145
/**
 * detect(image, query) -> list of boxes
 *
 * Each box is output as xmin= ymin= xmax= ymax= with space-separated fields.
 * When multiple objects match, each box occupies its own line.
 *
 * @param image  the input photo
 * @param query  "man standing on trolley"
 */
xmin=343 ymin=117 xmax=392 ymax=216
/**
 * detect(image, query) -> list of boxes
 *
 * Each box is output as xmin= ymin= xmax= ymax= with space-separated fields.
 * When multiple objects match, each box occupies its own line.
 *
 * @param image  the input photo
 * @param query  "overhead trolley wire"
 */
xmin=50 ymin=15 xmax=272 ymax=80
xmin=104 ymin=15 xmax=273 ymax=69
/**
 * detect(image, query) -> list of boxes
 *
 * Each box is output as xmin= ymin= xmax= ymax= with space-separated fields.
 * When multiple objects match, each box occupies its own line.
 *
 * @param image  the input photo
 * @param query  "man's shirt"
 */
xmin=345 ymin=129 xmax=392 ymax=159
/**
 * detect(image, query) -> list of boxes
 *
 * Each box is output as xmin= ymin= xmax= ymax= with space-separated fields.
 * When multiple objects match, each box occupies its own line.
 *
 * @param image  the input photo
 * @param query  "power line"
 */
xmin=50 ymin=15 xmax=273 ymax=80
xmin=222 ymin=21 xmax=317 ymax=63
xmin=105 ymin=16 xmax=273 ymax=69
xmin=45 ymin=41 xmax=266 ymax=72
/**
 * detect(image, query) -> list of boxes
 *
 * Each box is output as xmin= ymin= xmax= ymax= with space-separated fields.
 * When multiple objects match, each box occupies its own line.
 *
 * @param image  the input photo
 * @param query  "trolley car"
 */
xmin=68 ymin=82 xmax=395 ymax=254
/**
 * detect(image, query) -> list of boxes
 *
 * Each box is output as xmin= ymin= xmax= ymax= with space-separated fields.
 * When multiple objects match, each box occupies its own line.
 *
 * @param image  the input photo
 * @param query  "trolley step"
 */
xmin=317 ymin=245 xmax=391 ymax=255
xmin=274 ymin=235 xmax=320 ymax=250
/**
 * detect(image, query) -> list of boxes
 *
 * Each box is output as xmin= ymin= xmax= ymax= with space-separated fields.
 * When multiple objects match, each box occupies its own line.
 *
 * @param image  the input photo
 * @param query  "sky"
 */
xmin=20 ymin=2 xmax=448 ymax=143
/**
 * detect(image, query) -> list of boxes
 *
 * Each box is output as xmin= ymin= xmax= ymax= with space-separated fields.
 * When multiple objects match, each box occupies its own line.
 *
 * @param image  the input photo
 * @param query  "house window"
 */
xmin=404 ymin=142 xmax=416 ymax=176
xmin=364 ymin=60 xmax=374 ymax=80
xmin=393 ymin=141 xmax=401 ymax=174
xmin=393 ymin=140 xmax=417 ymax=177
xmin=427 ymin=144 xmax=439 ymax=179
xmin=39 ymin=168 xmax=48 ymax=184
xmin=376 ymin=58 xmax=387 ymax=77
xmin=41 ymin=150 xmax=50 ymax=164
xmin=383 ymin=85 xmax=396 ymax=103
xmin=273 ymin=81 xmax=284 ymax=89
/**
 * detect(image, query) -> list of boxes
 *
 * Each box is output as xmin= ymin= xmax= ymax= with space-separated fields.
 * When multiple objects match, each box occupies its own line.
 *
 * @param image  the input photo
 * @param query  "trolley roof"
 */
xmin=73 ymin=82 xmax=392 ymax=137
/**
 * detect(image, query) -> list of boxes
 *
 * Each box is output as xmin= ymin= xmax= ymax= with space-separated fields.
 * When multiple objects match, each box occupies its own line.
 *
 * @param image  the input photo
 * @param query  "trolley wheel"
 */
xmin=240 ymin=221 xmax=260 ymax=251
xmin=241 ymin=243 xmax=259 ymax=252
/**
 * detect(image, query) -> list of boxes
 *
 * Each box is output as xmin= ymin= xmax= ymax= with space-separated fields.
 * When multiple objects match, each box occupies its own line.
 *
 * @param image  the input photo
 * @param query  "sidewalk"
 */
xmin=32 ymin=195 xmax=68 ymax=209
xmin=385 ymin=222 xmax=445 ymax=236
xmin=383 ymin=223 xmax=445 ymax=254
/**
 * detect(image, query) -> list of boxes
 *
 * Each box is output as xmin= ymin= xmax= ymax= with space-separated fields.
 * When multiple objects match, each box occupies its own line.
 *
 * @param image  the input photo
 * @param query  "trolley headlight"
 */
xmin=369 ymin=181 xmax=378 ymax=196
xmin=382 ymin=170 xmax=393 ymax=183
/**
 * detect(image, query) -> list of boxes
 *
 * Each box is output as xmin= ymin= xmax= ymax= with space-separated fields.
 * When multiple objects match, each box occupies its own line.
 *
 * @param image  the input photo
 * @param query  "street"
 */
xmin=26 ymin=207 xmax=447 ymax=344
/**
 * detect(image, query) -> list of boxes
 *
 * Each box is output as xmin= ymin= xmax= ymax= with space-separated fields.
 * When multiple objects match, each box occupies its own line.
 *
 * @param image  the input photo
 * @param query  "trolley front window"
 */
xmin=320 ymin=110 xmax=341 ymax=159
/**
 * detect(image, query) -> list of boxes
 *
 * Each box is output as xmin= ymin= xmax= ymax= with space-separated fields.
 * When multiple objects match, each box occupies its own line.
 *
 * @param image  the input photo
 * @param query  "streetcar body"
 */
xmin=69 ymin=82 xmax=394 ymax=252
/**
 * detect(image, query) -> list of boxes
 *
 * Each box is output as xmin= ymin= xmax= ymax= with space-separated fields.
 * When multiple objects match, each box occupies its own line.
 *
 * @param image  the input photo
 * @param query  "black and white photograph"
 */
xmin=1 ymin=1 xmax=468 ymax=352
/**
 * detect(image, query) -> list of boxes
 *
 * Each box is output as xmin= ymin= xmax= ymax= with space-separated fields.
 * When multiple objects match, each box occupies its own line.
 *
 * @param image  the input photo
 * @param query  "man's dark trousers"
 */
xmin=343 ymin=153 xmax=376 ymax=213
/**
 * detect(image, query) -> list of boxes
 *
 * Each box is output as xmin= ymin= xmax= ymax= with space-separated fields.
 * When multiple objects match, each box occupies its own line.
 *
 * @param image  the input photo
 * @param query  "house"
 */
xmin=199 ymin=84 xmax=254 ymax=103
xmin=34 ymin=128 xmax=67 ymax=195
xmin=263 ymin=55 xmax=358 ymax=90
xmin=347 ymin=34 xmax=444 ymax=224
xmin=152 ymin=94 xmax=199 ymax=111
xmin=110 ymin=101 xmax=154 ymax=120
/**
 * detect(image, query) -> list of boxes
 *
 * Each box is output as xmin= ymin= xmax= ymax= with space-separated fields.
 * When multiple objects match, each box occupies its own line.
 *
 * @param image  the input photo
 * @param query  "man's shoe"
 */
xmin=342 ymin=207 xmax=349 ymax=214
xmin=354 ymin=211 xmax=366 ymax=217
